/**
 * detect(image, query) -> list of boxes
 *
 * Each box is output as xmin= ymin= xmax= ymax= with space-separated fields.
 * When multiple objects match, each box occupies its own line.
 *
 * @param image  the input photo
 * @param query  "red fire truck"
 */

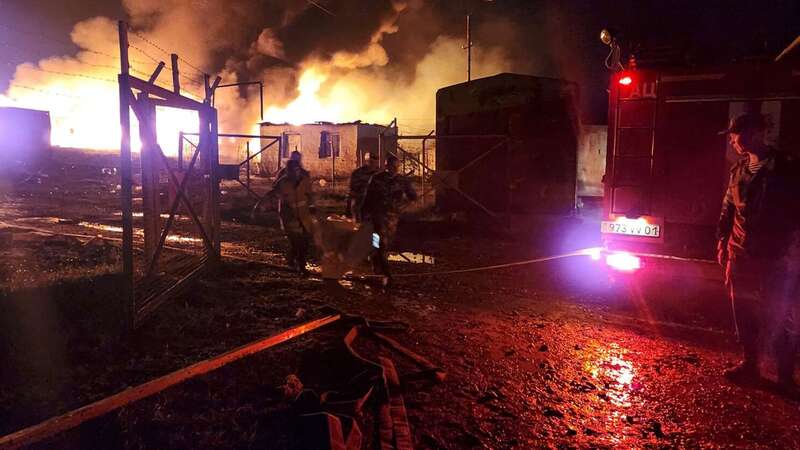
xmin=597 ymin=54 xmax=800 ymax=277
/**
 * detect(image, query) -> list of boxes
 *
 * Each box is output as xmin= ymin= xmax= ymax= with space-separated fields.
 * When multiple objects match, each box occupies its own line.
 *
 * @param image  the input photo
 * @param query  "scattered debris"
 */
xmin=282 ymin=374 xmax=304 ymax=400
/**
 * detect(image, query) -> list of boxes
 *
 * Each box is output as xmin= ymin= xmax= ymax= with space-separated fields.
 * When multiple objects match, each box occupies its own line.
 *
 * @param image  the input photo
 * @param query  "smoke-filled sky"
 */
xmin=1 ymin=0 xmax=797 ymax=147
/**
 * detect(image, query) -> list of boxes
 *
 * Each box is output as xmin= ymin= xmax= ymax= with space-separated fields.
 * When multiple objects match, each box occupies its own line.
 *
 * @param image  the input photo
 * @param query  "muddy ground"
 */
xmin=1 ymin=150 xmax=799 ymax=449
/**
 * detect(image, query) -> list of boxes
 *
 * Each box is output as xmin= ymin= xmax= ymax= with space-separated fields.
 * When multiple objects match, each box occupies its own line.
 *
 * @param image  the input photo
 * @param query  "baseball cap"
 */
xmin=718 ymin=113 xmax=767 ymax=135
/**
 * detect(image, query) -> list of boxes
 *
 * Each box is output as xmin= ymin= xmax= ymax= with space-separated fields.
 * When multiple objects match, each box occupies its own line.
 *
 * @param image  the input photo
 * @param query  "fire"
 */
xmin=264 ymin=67 xmax=345 ymax=125
xmin=3 ymin=73 xmax=200 ymax=154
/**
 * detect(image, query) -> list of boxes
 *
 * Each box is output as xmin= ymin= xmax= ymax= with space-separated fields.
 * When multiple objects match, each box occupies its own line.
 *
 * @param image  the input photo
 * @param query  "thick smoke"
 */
xmin=3 ymin=0 xmax=534 ymax=151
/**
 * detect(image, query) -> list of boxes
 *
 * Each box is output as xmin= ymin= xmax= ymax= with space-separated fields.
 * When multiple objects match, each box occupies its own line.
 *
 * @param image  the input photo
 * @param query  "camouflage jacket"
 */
xmin=362 ymin=171 xmax=417 ymax=217
xmin=717 ymin=150 xmax=800 ymax=260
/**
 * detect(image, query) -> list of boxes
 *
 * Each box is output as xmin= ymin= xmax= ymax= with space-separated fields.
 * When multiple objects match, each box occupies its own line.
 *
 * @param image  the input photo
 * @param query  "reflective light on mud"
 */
xmin=388 ymin=252 xmax=435 ymax=264
xmin=113 ymin=212 xmax=183 ymax=219
xmin=78 ymin=222 xmax=124 ymax=234
xmin=583 ymin=342 xmax=638 ymax=408
xmin=77 ymin=222 xmax=202 ymax=244
xmin=581 ymin=246 xmax=603 ymax=261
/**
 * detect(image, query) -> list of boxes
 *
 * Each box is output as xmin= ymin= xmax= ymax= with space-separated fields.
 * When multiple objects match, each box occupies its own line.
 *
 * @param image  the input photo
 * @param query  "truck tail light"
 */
xmin=605 ymin=252 xmax=641 ymax=272
xmin=618 ymin=76 xmax=633 ymax=86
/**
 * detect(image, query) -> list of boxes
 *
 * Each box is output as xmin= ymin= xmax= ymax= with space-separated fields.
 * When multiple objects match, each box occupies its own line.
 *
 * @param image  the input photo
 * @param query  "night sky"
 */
xmin=1 ymin=0 xmax=798 ymax=124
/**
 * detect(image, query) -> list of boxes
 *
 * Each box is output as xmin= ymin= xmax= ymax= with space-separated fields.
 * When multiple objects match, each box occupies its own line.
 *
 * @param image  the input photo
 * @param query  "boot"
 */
xmin=724 ymin=351 xmax=760 ymax=383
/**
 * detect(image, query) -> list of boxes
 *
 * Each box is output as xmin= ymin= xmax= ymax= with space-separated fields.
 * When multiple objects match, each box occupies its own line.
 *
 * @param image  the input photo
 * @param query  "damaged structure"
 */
xmin=258 ymin=121 xmax=396 ymax=179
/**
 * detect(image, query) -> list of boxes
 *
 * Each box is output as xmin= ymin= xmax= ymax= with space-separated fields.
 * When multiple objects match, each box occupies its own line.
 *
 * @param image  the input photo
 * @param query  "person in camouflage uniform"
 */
xmin=361 ymin=155 xmax=417 ymax=284
xmin=347 ymin=152 xmax=380 ymax=222
xmin=716 ymin=112 xmax=800 ymax=389
xmin=255 ymin=159 xmax=316 ymax=275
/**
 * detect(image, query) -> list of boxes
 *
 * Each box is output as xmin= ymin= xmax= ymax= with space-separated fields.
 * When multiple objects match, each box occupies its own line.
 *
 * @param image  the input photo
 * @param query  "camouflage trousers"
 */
xmin=726 ymin=256 xmax=800 ymax=378
xmin=282 ymin=219 xmax=310 ymax=271
xmin=370 ymin=213 xmax=399 ymax=277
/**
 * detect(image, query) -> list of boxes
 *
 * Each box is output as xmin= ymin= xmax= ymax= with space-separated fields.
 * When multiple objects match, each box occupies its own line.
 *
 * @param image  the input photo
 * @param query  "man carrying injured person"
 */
xmin=361 ymin=154 xmax=417 ymax=287
xmin=347 ymin=151 xmax=380 ymax=222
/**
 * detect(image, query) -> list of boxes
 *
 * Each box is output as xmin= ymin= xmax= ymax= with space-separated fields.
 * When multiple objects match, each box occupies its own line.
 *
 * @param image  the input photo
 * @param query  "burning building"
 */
xmin=0 ymin=106 xmax=51 ymax=168
xmin=258 ymin=121 xmax=396 ymax=179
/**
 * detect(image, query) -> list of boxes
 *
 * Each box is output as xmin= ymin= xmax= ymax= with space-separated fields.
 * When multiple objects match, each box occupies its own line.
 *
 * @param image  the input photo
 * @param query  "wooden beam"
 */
xmin=147 ymin=61 xmax=165 ymax=84
xmin=0 ymin=315 xmax=341 ymax=450
xmin=117 ymin=21 xmax=135 ymax=332
xmin=170 ymin=53 xmax=180 ymax=94
xmin=127 ymin=75 xmax=204 ymax=110
xmin=134 ymin=94 xmax=161 ymax=264
xmin=147 ymin=97 xmax=206 ymax=111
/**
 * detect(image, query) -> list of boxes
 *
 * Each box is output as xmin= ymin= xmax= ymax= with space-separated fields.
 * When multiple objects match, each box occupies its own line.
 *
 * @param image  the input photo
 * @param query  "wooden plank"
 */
xmin=0 ymin=315 xmax=340 ymax=450
xmin=128 ymin=75 xmax=204 ymax=110
xmin=133 ymin=95 xmax=161 ymax=264
xmin=170 ymin=53 xmax=180 ymax=94
xmin=147 ymin=61 xmax=165 ymax=84
xmin=373 ymin=332 xmax=446 ymax=382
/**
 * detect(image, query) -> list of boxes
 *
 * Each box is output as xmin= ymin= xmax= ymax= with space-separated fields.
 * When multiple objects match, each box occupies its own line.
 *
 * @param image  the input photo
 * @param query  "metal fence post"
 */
xmin=246 ymin=141 xmax=251 ymax=189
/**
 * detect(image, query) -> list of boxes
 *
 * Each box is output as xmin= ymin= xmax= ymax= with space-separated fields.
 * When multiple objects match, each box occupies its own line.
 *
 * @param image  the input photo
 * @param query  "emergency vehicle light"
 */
xmin=605 ymin=252 xmax=641 ymax=272
xmin=618 ymin=76 xmax=632 ymax=86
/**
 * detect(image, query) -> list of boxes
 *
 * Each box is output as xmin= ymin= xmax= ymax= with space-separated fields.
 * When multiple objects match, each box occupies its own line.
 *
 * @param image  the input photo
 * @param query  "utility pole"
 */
xmin=464 ymin=14 xmax=473 ymax=82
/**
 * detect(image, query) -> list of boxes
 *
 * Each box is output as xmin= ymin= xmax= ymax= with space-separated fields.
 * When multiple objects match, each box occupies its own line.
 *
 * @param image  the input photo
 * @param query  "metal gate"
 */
xmin=117 ymin=21 xmax=223 ymax=328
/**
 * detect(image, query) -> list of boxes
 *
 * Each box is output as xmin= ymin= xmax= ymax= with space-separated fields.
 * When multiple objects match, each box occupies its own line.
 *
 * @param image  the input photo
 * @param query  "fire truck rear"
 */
xmin=597 ymin=41 xmax=800 ymax=278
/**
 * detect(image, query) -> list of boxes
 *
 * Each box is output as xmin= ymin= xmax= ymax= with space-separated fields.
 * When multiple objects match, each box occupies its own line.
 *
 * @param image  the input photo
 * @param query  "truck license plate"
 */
xmin=601 ymin=221 xmax=661 ymax=238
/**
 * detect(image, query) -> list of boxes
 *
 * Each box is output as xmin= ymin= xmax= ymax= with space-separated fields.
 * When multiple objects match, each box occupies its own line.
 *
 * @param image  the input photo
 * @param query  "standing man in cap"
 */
xmin=362 ymin=154 xmax=417 ymax=286
xmin=347 ymin=151 xmax=380 ymax=222
xmin=716 ymin=112 xmax=800 ymax=389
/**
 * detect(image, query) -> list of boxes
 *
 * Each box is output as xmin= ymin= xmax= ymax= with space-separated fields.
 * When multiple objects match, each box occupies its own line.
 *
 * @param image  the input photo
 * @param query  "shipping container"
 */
xmin=435 ymin=73 xmax=581 ymax=221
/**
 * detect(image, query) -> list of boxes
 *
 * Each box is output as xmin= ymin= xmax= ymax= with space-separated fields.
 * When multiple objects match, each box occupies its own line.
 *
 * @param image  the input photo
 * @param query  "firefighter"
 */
xmin=716 ymin=112 xmax=800 ymax=389
xmin=346 ymin=152 xmax=380 ymax=221
xmin=361 ymin=154 xmax=417 ymax=286
xmin=255 ymin=159 xmax=316 ymax=275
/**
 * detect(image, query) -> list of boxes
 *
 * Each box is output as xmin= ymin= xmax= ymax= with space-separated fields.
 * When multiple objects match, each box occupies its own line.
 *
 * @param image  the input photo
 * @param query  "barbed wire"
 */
xmin=1 ymin=21 xmax=211 ymax=95
xmin=5 ymin=83 xmax=83 ymax=99
xmin=126 ymin=43 xmax=206 ymax=86
xmin=1 ymin=60 xmax=117 ymax=83
xmin=0 ymin=26 xmax=150 ymax=67
xmin=126 ymin=26 xmax=207 ymax=78
xmin=177 ymin=57 xmax=205 ymax=77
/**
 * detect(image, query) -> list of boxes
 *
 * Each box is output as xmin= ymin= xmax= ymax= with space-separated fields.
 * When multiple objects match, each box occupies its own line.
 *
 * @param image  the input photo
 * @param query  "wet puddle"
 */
xmin=582 ymin=342 xmax=640 ymax=408
xmin=388 ymin=252 xmax=435 ymax=264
